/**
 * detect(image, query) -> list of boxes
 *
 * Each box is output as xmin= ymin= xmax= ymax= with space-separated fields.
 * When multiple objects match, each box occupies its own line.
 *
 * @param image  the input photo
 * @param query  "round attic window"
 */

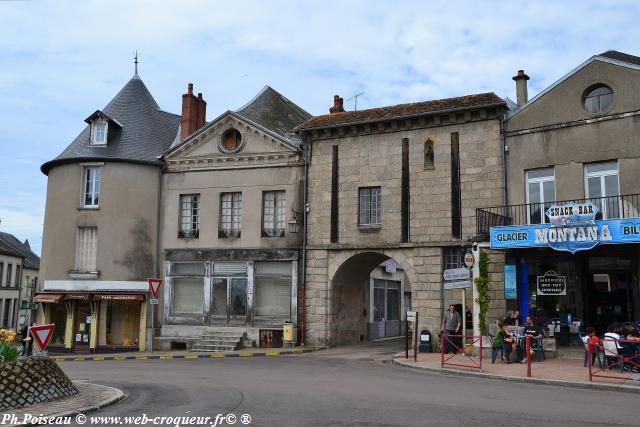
xmin=220 ymin=128 xmax=243 ymax=153
xmin=583 ymin=84 xmax=613 ymax=113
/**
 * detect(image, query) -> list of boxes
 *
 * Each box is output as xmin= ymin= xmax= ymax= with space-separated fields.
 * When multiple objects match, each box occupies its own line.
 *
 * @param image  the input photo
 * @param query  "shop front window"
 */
xmin=105 ymin=300 xmax=140 ymax=346
xmin=51 ymin=304 xmax=67 ymax=345
xmin=254 ymin=262 xmax=292 ymax=318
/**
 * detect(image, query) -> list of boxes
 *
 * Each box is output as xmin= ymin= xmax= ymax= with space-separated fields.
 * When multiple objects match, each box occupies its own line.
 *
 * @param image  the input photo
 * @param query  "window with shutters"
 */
xmin=75 ymin=227 xmax=97 ymax=272
xmin=262 ymin=191 xmax=286 ymax=237
xmin=219 ymin=192 xmax=242 ymax=237
xmin=179 ymin=194 xmax=200 ymax=238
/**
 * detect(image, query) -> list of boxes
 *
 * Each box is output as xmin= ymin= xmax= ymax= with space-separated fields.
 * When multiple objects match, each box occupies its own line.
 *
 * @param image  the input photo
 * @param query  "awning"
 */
xmin=93 ymin=294 xmax=145 ymax=301
xmin=33 ymin=293 xmax=63 ymax=304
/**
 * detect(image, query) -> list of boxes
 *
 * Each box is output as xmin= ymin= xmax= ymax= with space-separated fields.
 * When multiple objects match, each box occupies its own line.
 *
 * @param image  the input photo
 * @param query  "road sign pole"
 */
xmin=462 ymin=288 xmax=466 ymax=348
xmin=150 ymin=301 xmax=154 ymax=354
xmin=413 ymin=312 xmax=419 ymax=363
xmin=405 ymin=317 xmax=409 ymax=360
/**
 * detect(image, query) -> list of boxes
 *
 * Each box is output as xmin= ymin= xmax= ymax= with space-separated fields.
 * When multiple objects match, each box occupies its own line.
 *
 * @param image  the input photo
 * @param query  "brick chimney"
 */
xmin=180 ymin=83 xmax=207 ymax=140
xmin=512 ymin=70 xmax=530 ymax=107
xmin=329 ymin=95 xmax=345 ymax=114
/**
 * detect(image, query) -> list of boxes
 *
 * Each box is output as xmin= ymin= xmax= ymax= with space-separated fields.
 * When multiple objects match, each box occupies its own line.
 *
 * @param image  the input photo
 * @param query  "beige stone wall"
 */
xmin=161 ymin=166 xmax=303 ymax=251
xmin=307 ymin=119 xmax=504 ymax=246
xmin=40 ymin=162 xmax=161 ymax=283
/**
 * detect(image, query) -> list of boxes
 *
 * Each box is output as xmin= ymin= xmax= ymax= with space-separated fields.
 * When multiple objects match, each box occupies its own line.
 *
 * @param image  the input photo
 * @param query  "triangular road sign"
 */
xmin=148 ymin=278 xmax=163 ymax=300
xmin=30 ymin=324 xmax=55 ymax=352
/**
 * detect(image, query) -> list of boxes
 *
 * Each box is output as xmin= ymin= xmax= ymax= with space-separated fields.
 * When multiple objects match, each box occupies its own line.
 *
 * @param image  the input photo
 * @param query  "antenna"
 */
xmin=346 ymin=92 xmax=365 ymax=111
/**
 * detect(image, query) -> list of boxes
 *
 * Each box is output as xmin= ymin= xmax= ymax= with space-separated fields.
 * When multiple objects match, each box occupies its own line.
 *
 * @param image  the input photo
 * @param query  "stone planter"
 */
xmin=0 ymin=356 xmax=78 ymax=410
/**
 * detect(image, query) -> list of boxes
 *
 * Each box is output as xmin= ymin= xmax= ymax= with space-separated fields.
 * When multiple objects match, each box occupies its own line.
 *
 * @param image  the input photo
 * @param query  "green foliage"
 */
xmin=0 ymin=328 xmax=19 ymax=363
xmin=474 ymin=252 xmax=490 ymax=336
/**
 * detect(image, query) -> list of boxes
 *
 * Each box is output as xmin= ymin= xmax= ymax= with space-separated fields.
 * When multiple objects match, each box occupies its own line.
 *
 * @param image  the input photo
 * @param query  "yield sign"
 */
xmin=30 ymin=324 xmax=55 ymax=352
xmin=148 ymin=278 xmax=163 ymax=300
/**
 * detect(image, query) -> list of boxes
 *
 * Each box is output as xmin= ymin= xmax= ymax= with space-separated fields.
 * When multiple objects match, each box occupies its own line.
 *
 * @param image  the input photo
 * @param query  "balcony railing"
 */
xmin=476 ymin=193 xmax=640 ymax=240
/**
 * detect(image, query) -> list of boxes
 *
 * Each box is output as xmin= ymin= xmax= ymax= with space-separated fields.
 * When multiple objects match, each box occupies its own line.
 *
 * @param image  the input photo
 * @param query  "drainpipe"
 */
xmin=300 ymin=133 xmax=311 ymax=346
xmin=500 ymin=117 xmax=508 ymax=207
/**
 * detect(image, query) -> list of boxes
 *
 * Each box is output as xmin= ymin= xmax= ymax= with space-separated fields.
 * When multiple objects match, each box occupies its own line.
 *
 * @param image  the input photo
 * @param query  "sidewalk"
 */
xmin=51 ymin=346 xmax=325 ymax=362
xmin=392 ymin=352 xmax=640 ymax=394
xmin=5 ymin=381 xmax=124 ymax=427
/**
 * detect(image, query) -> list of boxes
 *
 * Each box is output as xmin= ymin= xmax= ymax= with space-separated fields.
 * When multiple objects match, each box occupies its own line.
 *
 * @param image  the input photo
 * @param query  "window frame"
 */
xmin=178 ymin=194 xmax=200 ymax=238
xmin=584 ymin=161 xmax=621 ymax=219
xmin=5 ymin=264 xmax=12 ymax=289
xmin=90 ymin=120 xmax=108 ymax=146
xmin=82 ymin=165 xmax=102 ymax=208
xmin=75 ymin=227 xmax=98 ymax=273
xmin=582 ymin=84 xmax=613 ymax=114
xmin=525 ymin=167 xmax=556 ymax=224
xmin=262 ymin=190 xmax=286 ymax=237
xmin=219 ymin=192 xmax=243 ymax=238
xmin=358 ymin=186 xmax=382 ymax=226
xmin=219 ymin=128 xmax=244 ymax=153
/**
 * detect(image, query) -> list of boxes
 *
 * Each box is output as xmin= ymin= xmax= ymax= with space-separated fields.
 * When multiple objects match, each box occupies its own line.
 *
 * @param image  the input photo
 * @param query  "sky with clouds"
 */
xmin=1 ymin=0 xmax=639 ymax=255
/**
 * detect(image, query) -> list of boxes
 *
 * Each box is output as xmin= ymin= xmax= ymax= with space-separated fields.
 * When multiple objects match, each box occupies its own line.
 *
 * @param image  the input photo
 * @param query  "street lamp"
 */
xmin=287 ymin=209 xmax=302 ymax=234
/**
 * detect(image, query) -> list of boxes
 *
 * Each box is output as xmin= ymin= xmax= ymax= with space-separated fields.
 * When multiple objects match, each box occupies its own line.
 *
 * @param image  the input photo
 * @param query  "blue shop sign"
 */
xmin=490 ymin=201 xmax=640 ymax=253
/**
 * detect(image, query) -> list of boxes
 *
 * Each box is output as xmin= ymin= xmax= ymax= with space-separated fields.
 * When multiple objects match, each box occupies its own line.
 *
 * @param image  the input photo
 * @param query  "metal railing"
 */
xmin=476 ymin=193 xmax=640 ymax=240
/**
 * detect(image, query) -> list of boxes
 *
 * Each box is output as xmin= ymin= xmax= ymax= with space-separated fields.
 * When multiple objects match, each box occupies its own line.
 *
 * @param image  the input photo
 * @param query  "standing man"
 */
xmin=441 ymin=304 xmax=462 ymax=354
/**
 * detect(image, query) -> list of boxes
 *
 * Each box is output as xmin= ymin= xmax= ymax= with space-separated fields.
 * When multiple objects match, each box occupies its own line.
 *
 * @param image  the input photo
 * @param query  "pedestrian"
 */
xmin=22 ymin=323 xmax=33 ymax=356
xmin=18 ymin=323 xmax=28 ymax=355
xmin=441 ymin=304 xmax=461 ymax=354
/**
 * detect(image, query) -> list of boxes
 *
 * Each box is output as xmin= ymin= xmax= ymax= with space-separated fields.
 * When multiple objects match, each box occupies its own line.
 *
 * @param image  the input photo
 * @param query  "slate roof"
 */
xmin=167 ymin=85 xmax=311 ymax=152
xmin=598 ymin=50 xmax=640 ymax=67
xmin=41 ymin=74 xmax=181 ymax=175
xmin=296 ymin=92 xmax=505 ymax=131
xmin=0 ymin=232 xmax=40 ymax=269
xmin=235 ymin=86 xmax=312 ymax=145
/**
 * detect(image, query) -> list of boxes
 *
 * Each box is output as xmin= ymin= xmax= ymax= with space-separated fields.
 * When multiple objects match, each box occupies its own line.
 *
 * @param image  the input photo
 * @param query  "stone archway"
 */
xmin=327 ymin=250 xmax=417 ymax=346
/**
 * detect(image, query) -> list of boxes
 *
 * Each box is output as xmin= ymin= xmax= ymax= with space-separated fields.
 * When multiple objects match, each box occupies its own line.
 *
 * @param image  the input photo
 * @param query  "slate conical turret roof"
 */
xmin=41 ymin=74 xmax=180 ymax=174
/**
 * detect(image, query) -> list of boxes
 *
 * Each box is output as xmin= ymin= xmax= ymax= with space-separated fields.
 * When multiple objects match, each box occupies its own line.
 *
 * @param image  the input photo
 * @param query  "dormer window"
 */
xmin=91 ymin=121 xmax=108 ymax=146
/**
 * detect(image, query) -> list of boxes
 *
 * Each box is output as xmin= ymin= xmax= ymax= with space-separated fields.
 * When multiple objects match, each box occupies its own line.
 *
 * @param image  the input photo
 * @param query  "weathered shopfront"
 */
xmin=35 ymin=284 xmax=148 ymax=353
xmin=483 ymin=200 xmax=640 ymax=332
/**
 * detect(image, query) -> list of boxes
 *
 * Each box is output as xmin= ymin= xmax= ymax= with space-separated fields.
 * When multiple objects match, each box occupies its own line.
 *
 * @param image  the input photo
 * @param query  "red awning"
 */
xmin=93 ymin=294 xmax=145 ymax=301
xmin=33 ymin=293 xmax=63 ymax=304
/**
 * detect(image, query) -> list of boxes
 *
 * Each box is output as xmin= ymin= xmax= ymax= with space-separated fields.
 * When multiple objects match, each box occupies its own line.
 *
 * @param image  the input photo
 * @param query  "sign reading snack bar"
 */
xmin=490 ymin=201 xmax=640 ymax=253
xmin=537 ymin=271 xmax=566 ymax=296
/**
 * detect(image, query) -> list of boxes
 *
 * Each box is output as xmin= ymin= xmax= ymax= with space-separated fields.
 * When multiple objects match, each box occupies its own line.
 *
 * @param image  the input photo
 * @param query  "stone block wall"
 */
xmin=0 ymin=356 xmax=78 ymax=410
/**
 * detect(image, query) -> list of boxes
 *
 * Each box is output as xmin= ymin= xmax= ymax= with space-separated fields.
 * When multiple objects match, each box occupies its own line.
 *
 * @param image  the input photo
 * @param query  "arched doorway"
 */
xmin=329 ymin=252 xmax=412 ymax=346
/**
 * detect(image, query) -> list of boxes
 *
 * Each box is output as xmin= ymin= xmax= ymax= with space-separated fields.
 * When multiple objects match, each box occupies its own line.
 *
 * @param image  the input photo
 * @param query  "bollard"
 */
xmin=526 ymin=336 xmax=532 ymax=377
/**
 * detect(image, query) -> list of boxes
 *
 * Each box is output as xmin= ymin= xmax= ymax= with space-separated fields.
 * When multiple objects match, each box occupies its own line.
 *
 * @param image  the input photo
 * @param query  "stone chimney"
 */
xmin=512 ymin=70 xmax=530 ymax=107
xmin=329 ymin=95 xmax=345 ymax=114
xmin=181 ymin=83 xmax=207 ymax=140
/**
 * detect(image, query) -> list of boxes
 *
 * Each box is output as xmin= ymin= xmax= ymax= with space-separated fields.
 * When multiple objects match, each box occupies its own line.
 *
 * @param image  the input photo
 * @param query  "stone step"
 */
xmin=202 ymin=333 xmax=243 ymax=339
xmin=192 ymin=344 xmax=237 ymax=352
xmin=199 ymin=339 xmax=241 ymax=344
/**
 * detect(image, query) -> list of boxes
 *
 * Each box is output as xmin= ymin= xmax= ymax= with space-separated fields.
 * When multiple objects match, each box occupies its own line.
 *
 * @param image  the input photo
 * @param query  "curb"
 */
xmin=391 ymin=358 xmax=640 ymax=395
xmin=53 ymin=347 xmax=326 ymax=363
xmin=7 ymin=382 xmax=126 ymax=427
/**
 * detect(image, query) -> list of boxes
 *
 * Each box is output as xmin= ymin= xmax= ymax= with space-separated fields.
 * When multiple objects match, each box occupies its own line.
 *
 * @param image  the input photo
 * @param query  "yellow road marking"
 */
xmin=238 ymin=352 xmax=253 ymax=357
xmin=135 ymin=356 xmax=148 ymax=360
xmin=114 ymin=356 xmax=127 ymax=361
xmin=159 ymin=355 xmax=173 ymax=360
xmin=74 ymin=357 xmax=85 ymax=361
xmin=184 ymin=354 xmax=199 ymax=359
xmin=266 ymin=351 xmax=281 ymax=356
xmin=93 ymin=357 xmax=105 ymax=361
xmin=211 ymin=353 xmax=225 ymax=358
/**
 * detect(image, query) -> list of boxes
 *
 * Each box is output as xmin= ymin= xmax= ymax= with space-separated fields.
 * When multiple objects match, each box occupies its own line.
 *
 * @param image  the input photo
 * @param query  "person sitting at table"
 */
xmin=518 ymin=316 xmax=545 ymax=362
xmin=603 ymin=323 xmax=624 ymax=372
xmin=492 ymin=322 xmax=515 ymax=364
xmin=618 ymin=328 xmax=640 ymax=372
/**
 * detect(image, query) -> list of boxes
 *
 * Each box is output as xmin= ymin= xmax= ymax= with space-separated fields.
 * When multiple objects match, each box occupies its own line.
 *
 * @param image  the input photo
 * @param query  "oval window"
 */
xmin=583 ymin=84 xmax=613 ymax=113
xmin=221 ymin=128 xmax=243 ymax=152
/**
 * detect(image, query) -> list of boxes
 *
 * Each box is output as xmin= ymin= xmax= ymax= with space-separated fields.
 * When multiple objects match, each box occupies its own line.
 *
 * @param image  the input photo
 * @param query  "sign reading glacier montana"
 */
xmin=490 ymin=201 xmax=640 ymax=253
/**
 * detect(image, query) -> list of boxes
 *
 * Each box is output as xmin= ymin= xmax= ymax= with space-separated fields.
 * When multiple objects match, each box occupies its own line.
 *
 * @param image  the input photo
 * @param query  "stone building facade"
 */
xmin=478 ymin=50 xmax=640 ymax=332
xmin=297 ymin=93 xmax=507 ymax=346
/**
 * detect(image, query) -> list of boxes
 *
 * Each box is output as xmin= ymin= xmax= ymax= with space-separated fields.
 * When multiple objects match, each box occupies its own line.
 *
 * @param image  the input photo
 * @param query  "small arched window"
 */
xmin=220 ymin=128 xmax=243 ymax=153
xmin=424 ymin=139 xmax=435 ymax=170
xmin=583 ymin=84 xmax=613 ymax=113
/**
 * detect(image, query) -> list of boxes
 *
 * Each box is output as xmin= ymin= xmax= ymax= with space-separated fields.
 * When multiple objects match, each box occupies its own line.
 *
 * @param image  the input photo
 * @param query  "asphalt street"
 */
xmin=58 ymin=346 xmax=637 ymax=427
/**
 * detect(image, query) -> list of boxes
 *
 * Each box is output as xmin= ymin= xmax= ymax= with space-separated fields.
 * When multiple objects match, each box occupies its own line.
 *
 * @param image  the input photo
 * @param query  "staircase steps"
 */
xmin=191 ymin=333 xmax=243 ymax=352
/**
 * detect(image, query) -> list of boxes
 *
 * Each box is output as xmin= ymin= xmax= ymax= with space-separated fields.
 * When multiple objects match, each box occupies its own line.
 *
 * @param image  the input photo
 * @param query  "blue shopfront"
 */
xmin=490 ymin=202 xmax=640 ymax=333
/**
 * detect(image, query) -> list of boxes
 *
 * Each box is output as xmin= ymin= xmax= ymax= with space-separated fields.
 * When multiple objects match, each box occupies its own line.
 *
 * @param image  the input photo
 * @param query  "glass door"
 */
xmin=229 ymin=278 xmax=247 ymax=325
xmin=210 ymin=277 xmax=247 ymax=325
xmin=210 ymin=278 xmax=228 ymax=325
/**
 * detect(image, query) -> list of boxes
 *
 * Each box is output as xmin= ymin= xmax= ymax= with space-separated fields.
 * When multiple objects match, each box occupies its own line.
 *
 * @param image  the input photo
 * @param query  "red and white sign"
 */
xmin=30 ymin=324 xmax=55 ymax=352
xmin=148 ymin=278 xmax=163 ymax=305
